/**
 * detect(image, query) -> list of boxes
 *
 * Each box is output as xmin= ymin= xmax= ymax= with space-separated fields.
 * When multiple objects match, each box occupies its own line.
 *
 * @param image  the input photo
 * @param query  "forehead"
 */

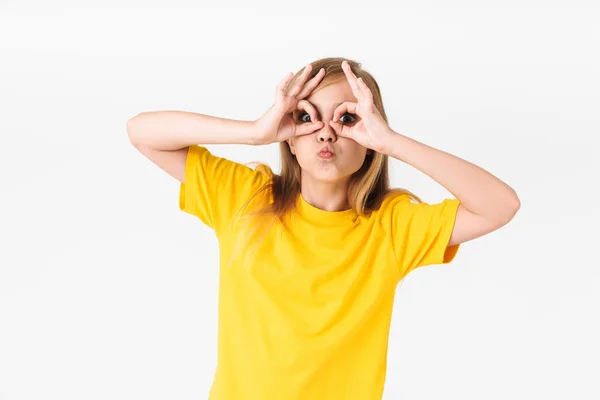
xmin=306 ymin=78 xmax=357 ymax=107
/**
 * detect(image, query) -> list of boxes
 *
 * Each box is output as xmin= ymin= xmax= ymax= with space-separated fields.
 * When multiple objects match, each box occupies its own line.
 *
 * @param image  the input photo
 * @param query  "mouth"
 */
xmin=317 ymin=150 xmax=335 ymax=159
xmin=317 ymin=146 xmax=335 ymax=159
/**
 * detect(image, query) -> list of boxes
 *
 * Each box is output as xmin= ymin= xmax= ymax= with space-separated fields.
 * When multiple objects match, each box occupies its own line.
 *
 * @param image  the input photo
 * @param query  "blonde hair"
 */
xmin=226 ymin=57 xmax=422 ymax=267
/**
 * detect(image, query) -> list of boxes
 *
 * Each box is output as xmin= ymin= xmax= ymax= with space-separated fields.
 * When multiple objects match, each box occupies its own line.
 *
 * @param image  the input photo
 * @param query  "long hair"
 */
xmin=226 ymin=57 xmax=422 ymax=266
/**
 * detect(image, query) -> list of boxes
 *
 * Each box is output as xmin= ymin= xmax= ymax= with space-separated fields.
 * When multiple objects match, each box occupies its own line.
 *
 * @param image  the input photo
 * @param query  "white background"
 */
xmin=1 ymin=1 xmax=599 ymax=399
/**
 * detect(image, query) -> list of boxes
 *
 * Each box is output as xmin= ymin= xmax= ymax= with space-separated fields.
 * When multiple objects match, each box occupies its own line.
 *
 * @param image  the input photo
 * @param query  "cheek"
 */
xmin=346 ymin=145 xmax=369 ymax=167
xmin=289 ymin=140 xmax=310 ymax=164
xmin=291 ymin=137 xmax=311 ymax=155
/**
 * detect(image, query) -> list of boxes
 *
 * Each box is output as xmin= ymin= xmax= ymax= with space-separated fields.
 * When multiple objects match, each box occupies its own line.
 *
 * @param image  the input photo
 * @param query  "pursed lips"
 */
xmin=318 ymin=146 xmax=334 ymax=155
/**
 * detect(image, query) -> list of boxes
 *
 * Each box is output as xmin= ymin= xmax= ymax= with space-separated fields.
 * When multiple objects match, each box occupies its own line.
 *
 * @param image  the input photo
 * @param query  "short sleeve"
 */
xmin=179 ymin=145 xmax=269 ymax=235
xmin=389 ymin=194 xmax=461 ymax=276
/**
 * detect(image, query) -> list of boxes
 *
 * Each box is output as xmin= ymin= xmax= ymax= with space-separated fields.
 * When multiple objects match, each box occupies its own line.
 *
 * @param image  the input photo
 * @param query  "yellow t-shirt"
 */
xmin=179 ymin=145 xmax=461 ymax=400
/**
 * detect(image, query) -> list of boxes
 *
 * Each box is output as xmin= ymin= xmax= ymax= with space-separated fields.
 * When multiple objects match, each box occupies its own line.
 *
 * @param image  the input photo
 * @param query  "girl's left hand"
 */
xmin=329 ymin=60 xmax=394 ymax=153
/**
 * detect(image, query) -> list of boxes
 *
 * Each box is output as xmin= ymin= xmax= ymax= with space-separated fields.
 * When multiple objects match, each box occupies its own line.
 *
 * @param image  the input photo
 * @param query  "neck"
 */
xmin=300 ymin=175 xmax=350 ymax=212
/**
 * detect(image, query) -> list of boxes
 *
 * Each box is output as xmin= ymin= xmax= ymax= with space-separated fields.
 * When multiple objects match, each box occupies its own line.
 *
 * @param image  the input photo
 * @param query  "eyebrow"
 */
xmin=296 ymin=101 xmax=347 ymax=116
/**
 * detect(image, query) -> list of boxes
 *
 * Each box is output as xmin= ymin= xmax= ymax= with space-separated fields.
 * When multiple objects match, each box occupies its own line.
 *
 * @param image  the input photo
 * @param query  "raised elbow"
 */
xmin=126 ymin=115 xmax=144 ymax=146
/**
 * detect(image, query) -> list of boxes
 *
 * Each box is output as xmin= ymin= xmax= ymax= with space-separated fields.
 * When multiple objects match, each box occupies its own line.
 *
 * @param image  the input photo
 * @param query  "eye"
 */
xmin=297 ymin=111 xmax=356 ymax=124
xmin=339 ymin=113 xmax=356 ymax=124
xmin=298 ymin=112 xmax=313 ymax=123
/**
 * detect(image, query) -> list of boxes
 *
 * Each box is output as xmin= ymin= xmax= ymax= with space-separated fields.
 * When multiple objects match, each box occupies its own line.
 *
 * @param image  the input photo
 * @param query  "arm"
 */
xmin=380 ymin=130 xmax=521 ymax=247
xmin=126 ymin=110 xmax=257 ymax=150
xmin=126 ymin=111 xmax=259 ymax=184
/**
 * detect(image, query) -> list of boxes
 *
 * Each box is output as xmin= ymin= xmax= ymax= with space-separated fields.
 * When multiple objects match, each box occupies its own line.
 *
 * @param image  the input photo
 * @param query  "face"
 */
xmin=286 ymin=79 xmax=369 ymax=184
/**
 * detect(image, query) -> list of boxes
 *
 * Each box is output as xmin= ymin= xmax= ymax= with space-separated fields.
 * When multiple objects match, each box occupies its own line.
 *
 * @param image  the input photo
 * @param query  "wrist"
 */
xmin=377 ymin=128 xmax=398 ymax=155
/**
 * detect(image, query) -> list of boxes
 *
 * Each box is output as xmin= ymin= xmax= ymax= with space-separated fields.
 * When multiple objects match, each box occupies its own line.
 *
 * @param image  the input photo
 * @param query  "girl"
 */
xmin=127 ymin=57 xmax=520 ymax=400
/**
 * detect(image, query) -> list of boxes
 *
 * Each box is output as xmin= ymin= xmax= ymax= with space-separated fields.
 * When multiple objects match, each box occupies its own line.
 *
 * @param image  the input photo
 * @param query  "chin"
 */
xmin=306 ymin=168 xmax=351 ymax=183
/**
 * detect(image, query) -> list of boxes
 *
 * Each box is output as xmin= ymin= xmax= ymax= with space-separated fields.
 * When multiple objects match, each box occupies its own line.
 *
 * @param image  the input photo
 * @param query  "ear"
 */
xmin=287 ymin=139 xmax=295 ymax=155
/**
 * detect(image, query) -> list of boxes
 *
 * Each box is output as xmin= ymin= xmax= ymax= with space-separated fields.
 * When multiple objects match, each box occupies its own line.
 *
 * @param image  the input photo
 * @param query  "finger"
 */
xmin=277 ymin=72 xmax=294 ymax=92
xmin=276 ymin=72 xmax=296 ymax=104
xmin=332 ymin=101 xmax=357 ymax=122
xmin=341 ymin=60 xmax=361 ymax=98
xmin=296 ymin=67 xmax=326 ymax=99
xmin=329 ymin=120 xmax=351 ymax=138
xmin=295 ymin=121 xmax=323 ymax=136
xmin=357 ymin=77 xmax=373 ymax=100
xmin=297 ymin=99 xmax=318 ymax=124
xmin=287 ymin=64 xmax=313 ymax=97
xmin=288 ymin=84 xmax=301 ymax=97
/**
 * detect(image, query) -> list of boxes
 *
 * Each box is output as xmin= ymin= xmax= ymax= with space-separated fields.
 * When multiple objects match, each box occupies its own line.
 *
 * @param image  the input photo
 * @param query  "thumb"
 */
xmin=329 ymin=121 xmax=348 ymax=138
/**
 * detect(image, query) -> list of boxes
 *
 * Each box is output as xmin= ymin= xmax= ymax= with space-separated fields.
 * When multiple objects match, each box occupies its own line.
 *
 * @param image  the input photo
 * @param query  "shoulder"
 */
xmin=376 ymin=190 xmax=460 ymax=230
xmin=188 ymin=144 xmax=273 ymax=185
xmin=378 ymin=190 xmax=416 ymax=215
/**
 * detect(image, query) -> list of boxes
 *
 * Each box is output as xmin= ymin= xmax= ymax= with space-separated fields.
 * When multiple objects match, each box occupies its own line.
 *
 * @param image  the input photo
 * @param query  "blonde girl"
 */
xmin=127 ymin=57 xmax=520 ymax=400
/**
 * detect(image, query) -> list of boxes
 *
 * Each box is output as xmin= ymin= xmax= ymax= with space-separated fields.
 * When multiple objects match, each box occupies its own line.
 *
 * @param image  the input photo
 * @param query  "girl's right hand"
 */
xmin=252 ymin=64 xmax=326 ymax=146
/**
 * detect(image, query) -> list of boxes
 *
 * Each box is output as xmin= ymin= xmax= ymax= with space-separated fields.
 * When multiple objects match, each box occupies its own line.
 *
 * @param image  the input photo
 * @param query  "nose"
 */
xmin=316 ymin=122 xmax=337 ymax=143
